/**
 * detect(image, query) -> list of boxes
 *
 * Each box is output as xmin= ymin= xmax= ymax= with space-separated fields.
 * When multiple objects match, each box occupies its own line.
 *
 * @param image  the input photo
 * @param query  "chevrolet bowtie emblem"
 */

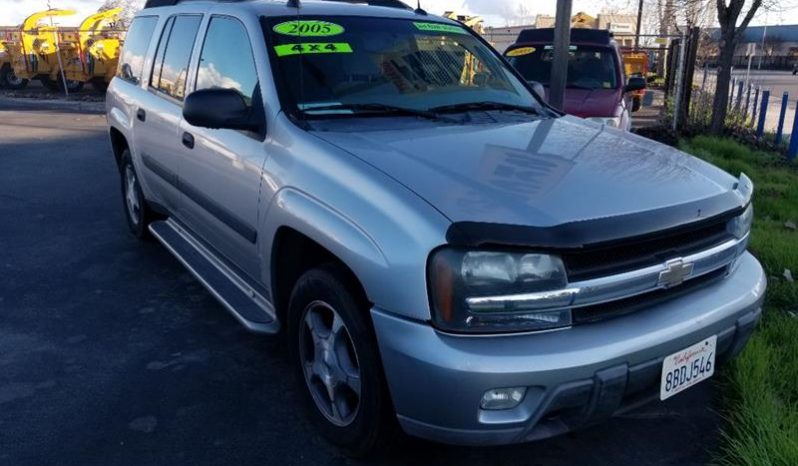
xmin=658 ymin=259 xmax=694 ymax=288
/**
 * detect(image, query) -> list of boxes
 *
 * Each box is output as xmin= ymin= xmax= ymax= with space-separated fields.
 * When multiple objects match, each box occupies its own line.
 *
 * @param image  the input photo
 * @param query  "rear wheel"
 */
xmin=288 ymin=265 xmax=393 ymax=457
xmin=120 ymin=149 xmax=154 ymax=240
xmin=0 ymin=65 xmax=29 ymax=90
xmin=91 ymin=78 xmax=108 ymax=93
xmin=42 ymin=75 xmax=84 ymax=92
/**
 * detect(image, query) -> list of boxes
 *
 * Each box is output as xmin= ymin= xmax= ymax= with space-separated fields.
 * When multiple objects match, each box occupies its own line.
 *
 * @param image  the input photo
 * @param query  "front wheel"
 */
xmin=288 ymin=265 xmax=394 ymax=457
xmin=0 ymin=65 xmax=28 ymax=90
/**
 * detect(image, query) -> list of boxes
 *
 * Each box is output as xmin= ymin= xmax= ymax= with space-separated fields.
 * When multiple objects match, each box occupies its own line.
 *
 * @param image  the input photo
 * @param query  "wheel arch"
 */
xmin=108 ymin=126 xmax=128 ymax=171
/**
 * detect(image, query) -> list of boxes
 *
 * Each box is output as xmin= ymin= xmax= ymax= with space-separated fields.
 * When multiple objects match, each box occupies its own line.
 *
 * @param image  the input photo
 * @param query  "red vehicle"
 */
xmin=505 ymin=28 xmax=646 ymax=131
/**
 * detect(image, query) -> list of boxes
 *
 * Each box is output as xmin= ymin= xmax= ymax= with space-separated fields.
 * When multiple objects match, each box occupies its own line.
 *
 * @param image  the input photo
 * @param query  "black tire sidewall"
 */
xmin=287 ymin=265 xmax=388 ymax=457
xmin=120 ymin=150 xmax=148 ymax=238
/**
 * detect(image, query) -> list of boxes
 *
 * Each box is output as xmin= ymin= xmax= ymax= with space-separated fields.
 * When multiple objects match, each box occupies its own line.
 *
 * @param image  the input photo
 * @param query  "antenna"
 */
xmin=415 ymin=0 xmax=426 ymax=14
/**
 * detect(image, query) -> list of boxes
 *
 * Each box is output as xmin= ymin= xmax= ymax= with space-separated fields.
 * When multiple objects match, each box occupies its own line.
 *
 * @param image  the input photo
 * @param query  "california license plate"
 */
xmin=660 ymin=335 xmax=716 ymax=400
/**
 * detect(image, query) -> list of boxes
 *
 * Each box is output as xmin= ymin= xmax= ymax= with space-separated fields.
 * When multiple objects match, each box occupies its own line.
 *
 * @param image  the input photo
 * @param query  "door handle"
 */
xmin=182 ymin=132 xmax=195 ymax=149
xmin=136 ymin=108 xmax=146 ymax=122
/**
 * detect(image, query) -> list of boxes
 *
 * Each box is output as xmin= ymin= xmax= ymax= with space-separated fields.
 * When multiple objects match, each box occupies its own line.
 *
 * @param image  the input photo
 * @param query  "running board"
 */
xmin=149 ymin=219 xmax=280 ymax=334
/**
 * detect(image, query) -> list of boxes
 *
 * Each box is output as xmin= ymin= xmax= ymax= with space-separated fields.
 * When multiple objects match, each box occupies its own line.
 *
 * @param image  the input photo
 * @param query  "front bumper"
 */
xmin=372 ymin=252 xmax=766 ymax=446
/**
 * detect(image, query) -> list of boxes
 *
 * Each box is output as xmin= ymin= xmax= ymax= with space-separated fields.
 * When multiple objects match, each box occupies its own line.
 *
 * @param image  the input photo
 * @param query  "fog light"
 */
xmin=480 ymin=387 xmax=527 ymax=410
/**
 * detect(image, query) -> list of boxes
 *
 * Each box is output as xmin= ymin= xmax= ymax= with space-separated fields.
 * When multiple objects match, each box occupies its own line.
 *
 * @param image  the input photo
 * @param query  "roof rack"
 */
xmin=144 ymin=0 xmax=414 ymax=10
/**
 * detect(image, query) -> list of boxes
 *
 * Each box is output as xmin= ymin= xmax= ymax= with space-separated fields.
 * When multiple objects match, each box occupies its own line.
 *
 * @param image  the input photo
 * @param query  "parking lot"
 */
xmin=1 ymin=101 xmax=720 ymax=466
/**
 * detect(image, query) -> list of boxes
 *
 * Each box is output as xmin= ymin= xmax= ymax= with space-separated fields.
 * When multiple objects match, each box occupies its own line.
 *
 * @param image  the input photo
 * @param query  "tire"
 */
xmin=120 ymin=149 xmax=154 ymax=240
xmin=288 ymin=264 xmax=394 ymax=457
xmin=0 ymin=64 xmax=29 ymax=90
xmin=91 ymin=79 xmax=108 ymax=93
xmin=41 ymin=75 xmax=84 ymax=92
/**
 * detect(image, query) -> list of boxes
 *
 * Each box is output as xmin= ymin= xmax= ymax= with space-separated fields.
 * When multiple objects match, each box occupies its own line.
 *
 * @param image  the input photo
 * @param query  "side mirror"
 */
xmin=120 ymin=63 xmax=134 ymax=81
xmin=625 ymin=76 xmax=646 ymax=93
xmin=183 ymin=88 xmax=260 ymax=132
xmin=631 ymin=96 xmax=642 ymax=113
xmin=527 ymin=80 xmax=547 ymax=103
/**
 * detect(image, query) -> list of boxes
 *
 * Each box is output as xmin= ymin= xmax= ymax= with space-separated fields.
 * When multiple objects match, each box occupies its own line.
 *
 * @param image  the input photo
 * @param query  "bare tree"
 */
xmin=99 ymin=0 xmax=145 ymax=28
xmin=710 ymin=0 xmax=764 ymax=134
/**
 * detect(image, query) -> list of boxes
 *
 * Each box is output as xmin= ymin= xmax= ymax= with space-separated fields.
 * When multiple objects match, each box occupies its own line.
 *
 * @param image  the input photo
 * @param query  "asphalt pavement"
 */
xmin=0 ymin=101 xmax=722 ymax=466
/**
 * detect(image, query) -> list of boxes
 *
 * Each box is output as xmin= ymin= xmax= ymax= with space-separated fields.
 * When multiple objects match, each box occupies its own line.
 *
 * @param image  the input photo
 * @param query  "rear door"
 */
xmin=134 ymin=14 xmax=202 ymax=212
xmin=177 ymin=15 xmax=266 ymax=279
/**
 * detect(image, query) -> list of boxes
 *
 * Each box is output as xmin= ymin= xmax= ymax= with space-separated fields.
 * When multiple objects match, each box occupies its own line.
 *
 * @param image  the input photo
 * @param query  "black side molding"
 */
xmin=141 ymin=153 xmax=257 ymax=244
xmin=446 ymin=190 xmax=745 ymax=250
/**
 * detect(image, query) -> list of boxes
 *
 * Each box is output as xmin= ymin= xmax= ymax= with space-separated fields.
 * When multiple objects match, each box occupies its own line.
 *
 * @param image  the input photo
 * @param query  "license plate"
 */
xmin=660 ymin=335 xmax=716 ymax=400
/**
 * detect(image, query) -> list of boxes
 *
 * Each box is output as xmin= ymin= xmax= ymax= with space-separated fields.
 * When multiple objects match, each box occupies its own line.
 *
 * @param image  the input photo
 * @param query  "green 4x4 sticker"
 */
xmin=413 ymin=22 xmax=468 ymax=34
xmin=274 ymin=42 xmax=353 ymax=57
xmin=273 ymin=20 xmax=344 ymax=37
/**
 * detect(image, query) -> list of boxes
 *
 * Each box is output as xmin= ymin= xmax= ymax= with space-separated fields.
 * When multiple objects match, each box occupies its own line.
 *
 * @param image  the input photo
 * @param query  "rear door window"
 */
xmin=150 ymin=15 xmax=202 ymax=100
xmin=117 ymin=16 xmax=158 ymax=83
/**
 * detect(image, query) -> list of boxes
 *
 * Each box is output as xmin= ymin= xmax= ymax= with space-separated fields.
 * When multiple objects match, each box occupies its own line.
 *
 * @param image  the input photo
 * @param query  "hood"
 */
xmin=312 ymin=116 xmax=738 ymax=237
xmin=543 ymin=88 xmax=621 ymax=118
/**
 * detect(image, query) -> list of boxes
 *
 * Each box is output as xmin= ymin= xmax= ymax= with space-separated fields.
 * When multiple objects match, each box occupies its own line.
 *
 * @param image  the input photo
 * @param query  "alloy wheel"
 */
xmin=299 ymin=301 xmax=362 ymax=427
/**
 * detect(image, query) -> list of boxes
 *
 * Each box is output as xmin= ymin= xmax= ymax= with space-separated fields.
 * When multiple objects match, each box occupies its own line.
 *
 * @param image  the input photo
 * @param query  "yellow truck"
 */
xmin=60 ymin=8 xmax=123 ymax=91
xmin=2 ymin=9 xmax=85 ymax=91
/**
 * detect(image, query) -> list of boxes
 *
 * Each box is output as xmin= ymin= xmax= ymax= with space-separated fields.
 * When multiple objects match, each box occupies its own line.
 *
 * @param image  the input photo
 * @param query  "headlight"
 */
xmin=588 ymin=116 xmax=622 ymax=128
xmin=727 ymin=203 xmax=753 ymax=239
xmin=428 ymin=249 xmax=573 ymax=334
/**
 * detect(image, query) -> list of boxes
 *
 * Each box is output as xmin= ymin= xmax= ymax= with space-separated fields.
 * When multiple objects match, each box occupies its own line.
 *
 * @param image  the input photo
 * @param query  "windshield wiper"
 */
xmin=429 ymin=101 xmax=540 ymax=115
xmin=301 ymin=103 xmax=443 ymax=120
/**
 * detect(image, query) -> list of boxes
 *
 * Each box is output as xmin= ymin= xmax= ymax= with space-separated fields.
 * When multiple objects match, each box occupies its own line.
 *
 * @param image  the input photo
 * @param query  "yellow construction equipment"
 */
xmin=2 ymin=9 xmax=84 ymax=91
xmin=443 ymin=12 xmax=485 ymax=86
xmin=61 ymin=8 xmax=124 ymax=91
xmin=0 ymin=26 xmax=27 ymax=89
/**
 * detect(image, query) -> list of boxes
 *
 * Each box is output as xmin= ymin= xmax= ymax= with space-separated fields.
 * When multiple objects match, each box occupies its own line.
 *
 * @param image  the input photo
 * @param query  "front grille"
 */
xmin=573 ymin=266 xmax=728 ymax=324
xmin=562 ymin=215 xmax=732 ymax=282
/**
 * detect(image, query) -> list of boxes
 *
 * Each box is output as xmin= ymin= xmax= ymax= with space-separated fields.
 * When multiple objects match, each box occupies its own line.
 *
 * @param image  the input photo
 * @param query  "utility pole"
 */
xmin=758 ymin=14 xmax=768 ymax=70
xmin=549 ymin=0 xmax=572 ymax=110
xmin=634 ymin=0 xmax=643 ymax=49
xmin=47 ymin=0 xmax=69 ymax=97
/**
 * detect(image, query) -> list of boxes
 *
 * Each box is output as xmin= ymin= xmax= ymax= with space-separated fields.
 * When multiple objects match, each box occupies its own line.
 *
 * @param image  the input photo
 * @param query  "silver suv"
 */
xmin=106 ymin=0 xmax=766 ymax=456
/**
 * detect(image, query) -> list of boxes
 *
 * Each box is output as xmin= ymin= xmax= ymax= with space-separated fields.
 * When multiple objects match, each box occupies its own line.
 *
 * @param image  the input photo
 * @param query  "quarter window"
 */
xmin=151 ymin=15 xmax=202 ymax=100
xmin=196 ymin=16 xmax=258 ymax=105
xmin=117 ymin=16 xmax=158 ymax=83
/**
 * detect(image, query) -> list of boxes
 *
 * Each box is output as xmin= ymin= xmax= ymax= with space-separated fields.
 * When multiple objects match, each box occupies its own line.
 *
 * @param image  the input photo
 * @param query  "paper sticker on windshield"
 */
xmin=413 ymin=22 xmax=468 ymax=35
xmin=273 ymin=20 xmax=345 ymax=37
xmin=506 ymin=47 xmax=536 ymax=57
xmin=274 ymin=42 xmax=353 ymax=57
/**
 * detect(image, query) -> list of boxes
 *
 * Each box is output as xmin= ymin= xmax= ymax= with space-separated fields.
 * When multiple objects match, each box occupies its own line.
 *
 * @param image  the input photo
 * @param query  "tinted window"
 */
xmin=196 ymin=17 xmax=258 ymax=105
xmin=507 ymin=45 xmax=620 ymax=90
xmin=151 ymin=15 xmax=202 ymax=100
xmin=117 ymin=16 xmax=158 ymax=83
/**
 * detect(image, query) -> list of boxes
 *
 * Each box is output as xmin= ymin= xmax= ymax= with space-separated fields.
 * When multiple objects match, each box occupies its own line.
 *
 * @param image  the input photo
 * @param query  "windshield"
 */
xmin=263 ymin=16 xmax=541 ymax=116
xmin=506 ymin=44 xmax=620 ymax=90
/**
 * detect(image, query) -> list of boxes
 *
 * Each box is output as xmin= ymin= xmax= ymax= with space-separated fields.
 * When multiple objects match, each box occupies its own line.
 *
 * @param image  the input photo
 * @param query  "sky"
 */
xmin=1 ymin=0 xmax=797 ymax=28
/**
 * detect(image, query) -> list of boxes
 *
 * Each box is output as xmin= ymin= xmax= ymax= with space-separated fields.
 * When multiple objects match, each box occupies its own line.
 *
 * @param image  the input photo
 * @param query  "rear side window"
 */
xmin=117 ymin=16 xmax=158 ymax=84
xmin=150 ymin=15 xmax=202 ymax=100
xmin=196 ymin=16 xmax=258 ymax=104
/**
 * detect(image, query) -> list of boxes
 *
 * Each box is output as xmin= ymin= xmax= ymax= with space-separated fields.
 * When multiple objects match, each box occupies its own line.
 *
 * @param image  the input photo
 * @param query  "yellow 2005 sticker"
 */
xmin=273 ymin=20 xmax=345 ymax=37
xmin=505 ymin=46 xmax=536 ymax=57
xmin=274 ymin=42 xmax=353 ymax=57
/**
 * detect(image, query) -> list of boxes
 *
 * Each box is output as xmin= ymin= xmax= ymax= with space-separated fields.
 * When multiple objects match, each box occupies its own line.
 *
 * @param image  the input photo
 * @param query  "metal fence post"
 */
xmin=729 ymin=78 xmax=736 ymax=110
xmin=776 ymin=91 xmax=789 ymax=146
xmin=744 ymin=83 xmax=752 ymax=119
xmin=752 ymin=86 xmax=760 ymax=125
xmin=735 ymin=80 xmax=744 ymax=111
xmin=789 ymin=102 xmax=798 ymax=161
xmin=756 ymin=90 xmax=770 ymax=140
